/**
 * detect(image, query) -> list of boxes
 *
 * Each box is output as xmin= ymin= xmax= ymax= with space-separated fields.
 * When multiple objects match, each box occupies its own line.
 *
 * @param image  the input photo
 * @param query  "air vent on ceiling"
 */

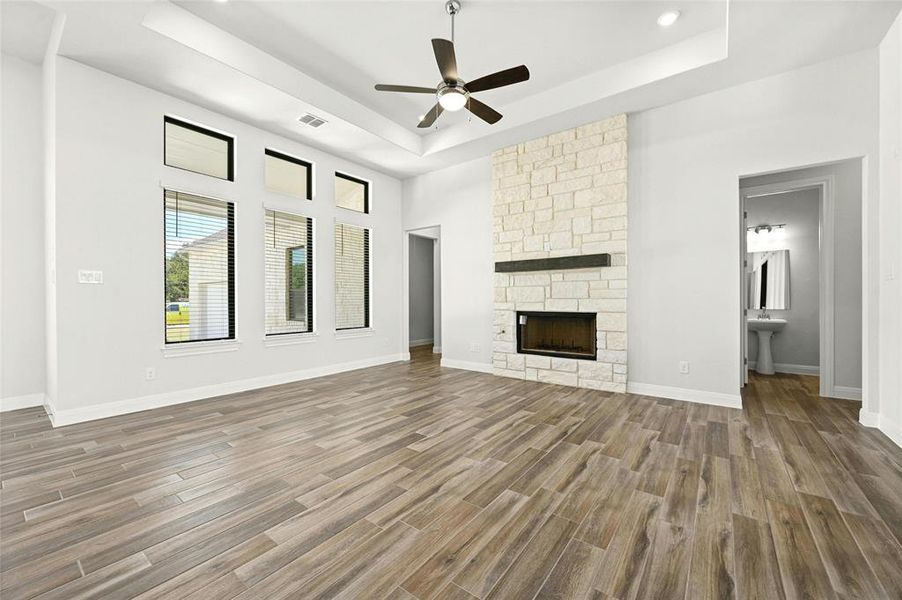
xmin=298 ymin=113 xmax=327 ymax=128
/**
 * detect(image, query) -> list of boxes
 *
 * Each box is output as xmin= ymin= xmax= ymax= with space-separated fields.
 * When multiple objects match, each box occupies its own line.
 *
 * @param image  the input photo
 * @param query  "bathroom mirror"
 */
xmin=747 ymin=249 xmax=790 ymax=310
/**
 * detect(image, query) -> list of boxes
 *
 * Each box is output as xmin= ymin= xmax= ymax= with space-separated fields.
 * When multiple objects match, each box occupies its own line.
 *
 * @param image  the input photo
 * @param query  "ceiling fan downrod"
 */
xmin=446 ymin=0 xmax=461 ymax=43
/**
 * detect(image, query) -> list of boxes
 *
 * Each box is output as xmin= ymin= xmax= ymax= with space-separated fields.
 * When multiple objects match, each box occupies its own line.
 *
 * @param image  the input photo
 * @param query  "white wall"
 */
xmin=1 ymin=53 xmax=46 ymax=408
xmin=408 ymin=234 xmax=434 ymax=345
xmin=745 ymin=189 xmax=820 ymax=371
xmin=628 ymin=49 xmax=879 ymax=407
xmin=402 ymin=158 xmax=493 ymax=369
xmin=741 ymin=160 xmax=864 ymax=390
xmin=876 ymin=12 xmax=902 ymax=445
xmin=45 ymin=58 xmax=403 ymax=422
xmin=401 ymin=51 xmax=884 ymax=404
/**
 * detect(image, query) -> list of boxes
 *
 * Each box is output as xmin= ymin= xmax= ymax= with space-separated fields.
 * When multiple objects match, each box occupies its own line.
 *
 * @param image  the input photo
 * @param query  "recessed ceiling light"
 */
xmin=657 ymin=10 xmax=680 ymax=27
xmin=418 ymin=114 xmax=425 ymax=121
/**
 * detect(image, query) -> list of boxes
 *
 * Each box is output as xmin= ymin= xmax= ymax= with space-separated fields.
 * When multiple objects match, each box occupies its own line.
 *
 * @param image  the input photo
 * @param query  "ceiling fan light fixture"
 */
xmin=657 ymin=10 xmax=680 ymax=27
xmin=437 ymin=84 xmax=468 ymax=111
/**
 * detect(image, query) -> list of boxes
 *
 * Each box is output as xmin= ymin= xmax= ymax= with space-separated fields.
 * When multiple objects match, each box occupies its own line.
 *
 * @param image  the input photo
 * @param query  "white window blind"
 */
xmin=164 ymin=190 xmax=234 ymax=344
xmin=164 ymin=117 xmax=233 ymax=181
xmin=265 ymin=210 xmax=313 ymax=335
xmin=334 ymin=223 xmax=370 ymax=330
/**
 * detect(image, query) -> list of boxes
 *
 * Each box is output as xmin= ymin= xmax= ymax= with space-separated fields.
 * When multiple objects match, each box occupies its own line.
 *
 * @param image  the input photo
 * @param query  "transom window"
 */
xmin=265 ymin=149 xmax=312 ymax=200
xmin=335 ymin=172 xmax=369 ymax=214
xmin=164 ymin=116 xmax=234 ymax=181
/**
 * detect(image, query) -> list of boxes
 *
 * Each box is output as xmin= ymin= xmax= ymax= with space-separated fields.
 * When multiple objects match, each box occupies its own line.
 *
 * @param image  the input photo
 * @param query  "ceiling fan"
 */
xmin=374 ymin=0 xmax=530 ymax=128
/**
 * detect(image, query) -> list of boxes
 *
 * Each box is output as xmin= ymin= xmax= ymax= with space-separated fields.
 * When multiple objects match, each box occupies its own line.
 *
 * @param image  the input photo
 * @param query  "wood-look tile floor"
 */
xmin=2 ymin=347 xmax=902 ymax=599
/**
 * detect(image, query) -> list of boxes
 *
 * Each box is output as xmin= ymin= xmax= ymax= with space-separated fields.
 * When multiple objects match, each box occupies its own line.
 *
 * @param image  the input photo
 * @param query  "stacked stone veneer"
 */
xmin=492 ymin=114 xmax=628 ymax=392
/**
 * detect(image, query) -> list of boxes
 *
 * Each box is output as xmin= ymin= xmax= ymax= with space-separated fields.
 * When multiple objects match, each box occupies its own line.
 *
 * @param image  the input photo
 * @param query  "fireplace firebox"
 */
xmin=516 ymin=311 xmax=597 ymax=361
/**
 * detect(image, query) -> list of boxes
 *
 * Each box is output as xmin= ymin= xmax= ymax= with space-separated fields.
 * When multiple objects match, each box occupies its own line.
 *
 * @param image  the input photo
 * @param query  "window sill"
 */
xmin=161 ymin=340 xmax=242 ymax=358
xmin=263 ymin=332 xmax=319 ymax=347
xmin=334 ymin=328 xmax=375 ymax=340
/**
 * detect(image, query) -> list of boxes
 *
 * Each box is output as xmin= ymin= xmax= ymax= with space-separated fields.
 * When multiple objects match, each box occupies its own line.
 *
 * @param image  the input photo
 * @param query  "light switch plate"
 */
xmin=78 ymin=270 xmax=103 ymax=284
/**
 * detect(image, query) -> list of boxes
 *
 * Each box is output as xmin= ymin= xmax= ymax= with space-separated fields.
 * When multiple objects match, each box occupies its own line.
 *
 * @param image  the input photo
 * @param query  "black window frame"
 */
xmin=334 ymin=224 xmax=370 ymax=331
xmin=164 ymin=116 xmax=235 ymax=182
xmin=163 ymin=190 xmax=236 ymax=345
xmin=265 ymin=148 xmax=313 ymax=201
xmin=334 ymin=171 xmax=370 ymax=214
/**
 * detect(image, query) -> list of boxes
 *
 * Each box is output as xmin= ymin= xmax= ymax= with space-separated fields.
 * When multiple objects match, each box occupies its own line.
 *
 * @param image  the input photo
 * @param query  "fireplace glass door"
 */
xmin=516 ymin=311 xmax=597 ymax=360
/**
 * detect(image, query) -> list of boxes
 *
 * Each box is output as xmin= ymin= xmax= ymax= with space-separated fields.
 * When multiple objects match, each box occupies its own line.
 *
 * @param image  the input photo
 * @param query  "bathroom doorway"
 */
xmin=739 ymin=159 xmax=863 ymax=400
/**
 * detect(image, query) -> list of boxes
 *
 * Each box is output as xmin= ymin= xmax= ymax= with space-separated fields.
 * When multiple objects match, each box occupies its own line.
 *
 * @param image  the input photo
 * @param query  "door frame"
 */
xmin=739 ymin=175 xmax=835 ymax=397
xmin=401 ymin=226 xmax=442 ymax=359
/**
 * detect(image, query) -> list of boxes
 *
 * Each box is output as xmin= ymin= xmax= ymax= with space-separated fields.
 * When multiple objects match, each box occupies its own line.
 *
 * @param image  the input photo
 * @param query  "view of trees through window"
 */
xmin=164 ymin=190 xmax=234 ymax=343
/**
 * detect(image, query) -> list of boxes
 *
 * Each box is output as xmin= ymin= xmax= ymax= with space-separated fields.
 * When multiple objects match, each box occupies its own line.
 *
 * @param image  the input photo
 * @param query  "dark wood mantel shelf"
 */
xmin=494 ymin=253 xmax=611 ymax=273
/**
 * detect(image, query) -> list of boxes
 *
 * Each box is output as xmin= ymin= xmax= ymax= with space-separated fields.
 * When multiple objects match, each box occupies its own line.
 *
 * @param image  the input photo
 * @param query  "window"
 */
xmin=265 ymin=210 xmax=314 ymax=335
xmin=164 ymin=116 xmax=234 ymax=181
xmin=164 ymin=190 xmax=235 ymax=344
xmin=265 ymin=149 xmax=312 ymax=200
xmin=335 ymin=172 xmax=369 ymax=213
xmin=334 ymin=223 xmax=370 ymax=330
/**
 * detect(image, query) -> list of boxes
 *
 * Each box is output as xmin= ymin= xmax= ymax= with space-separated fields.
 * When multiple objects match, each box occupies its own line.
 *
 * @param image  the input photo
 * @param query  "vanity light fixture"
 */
xmin=657 ymin=10 xmax=681 ymax=27
xmin=748 ymin=223 xmax=786 ymax=234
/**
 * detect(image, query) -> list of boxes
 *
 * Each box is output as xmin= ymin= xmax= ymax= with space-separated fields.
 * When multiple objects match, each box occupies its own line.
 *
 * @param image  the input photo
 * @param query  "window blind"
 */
xmin=334 ymin=223 xmax=370 ymax=330
xmin=265 ymin=210 xmax=313 ymax=335
xmin=164 ymin=190 xmax=235 ymax=344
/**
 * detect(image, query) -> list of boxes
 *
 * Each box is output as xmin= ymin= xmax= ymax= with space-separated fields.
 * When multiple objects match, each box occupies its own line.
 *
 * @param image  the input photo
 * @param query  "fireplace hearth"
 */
xmin=516 ymin=311 xmax=597 ymax=361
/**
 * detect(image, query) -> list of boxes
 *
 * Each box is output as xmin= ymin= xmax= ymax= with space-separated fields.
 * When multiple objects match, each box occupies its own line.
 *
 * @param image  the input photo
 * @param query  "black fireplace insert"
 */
xmin=516 ymin=311 xmax=597 ymax=360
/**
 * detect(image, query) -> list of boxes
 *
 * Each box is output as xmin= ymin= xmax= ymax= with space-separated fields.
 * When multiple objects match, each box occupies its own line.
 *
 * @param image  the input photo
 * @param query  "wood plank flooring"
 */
xmin=2 ymin=346 xmax=901 ymax=599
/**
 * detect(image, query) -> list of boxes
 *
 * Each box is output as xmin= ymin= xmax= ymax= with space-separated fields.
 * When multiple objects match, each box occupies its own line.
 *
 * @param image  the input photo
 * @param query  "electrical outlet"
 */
xmin=469 ymin=342 xmax=481 ymax=353
xmin=679 ymin=361 xmax=690 ymax=374
xmin=145 ymin=367 xmax=156 ymax=381
xmin=78 ymin=270 xmax=103 ymax=284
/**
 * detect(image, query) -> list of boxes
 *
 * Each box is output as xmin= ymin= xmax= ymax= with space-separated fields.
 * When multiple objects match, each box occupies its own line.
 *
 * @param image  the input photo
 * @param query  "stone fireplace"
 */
xmin=492 ymin=114 xmax=628 ymax=391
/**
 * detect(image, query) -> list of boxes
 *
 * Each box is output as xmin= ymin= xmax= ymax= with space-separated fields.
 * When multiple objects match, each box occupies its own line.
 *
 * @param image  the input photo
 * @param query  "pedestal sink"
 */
xmin=748 ymin=318 xmax=787 ymax=375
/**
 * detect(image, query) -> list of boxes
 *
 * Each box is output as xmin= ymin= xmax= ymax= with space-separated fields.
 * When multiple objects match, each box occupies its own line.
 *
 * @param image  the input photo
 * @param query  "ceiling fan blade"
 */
xmin=418 ymin=103 xmax=444 ymax=128
xmin=466 ymin=97 xmax=502 ymax=124
xmin=466 ymin=65 xmax=530 ymax=93
xmin=431 ymin=38 xmax=458 ymax=83
xmin=375 ymin=84 xmax=436 ymax=94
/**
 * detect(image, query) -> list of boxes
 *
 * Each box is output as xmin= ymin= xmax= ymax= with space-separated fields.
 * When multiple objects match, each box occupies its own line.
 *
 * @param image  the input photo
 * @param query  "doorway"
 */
xmin=739 ymin=159 xmax=863 ymax=400
xmin=406 ymin=227 xmax=442 ymax=361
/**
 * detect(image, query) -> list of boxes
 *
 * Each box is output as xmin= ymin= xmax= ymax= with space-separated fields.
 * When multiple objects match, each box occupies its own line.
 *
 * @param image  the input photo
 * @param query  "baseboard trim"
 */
xmin=878 ymin=414 xmax=902 ymax=448
xmin=858 ymin=409 xmax=902 ymax=449
xmin=627 ymin=382 xmax=743 ymax=409
xmin=0 ymin=393 xmax=46 ymax=412
xmin=830 ymin=385 xmax=862 ymax=401
xmin=432 ymin=346 xmax=442 ymax=354
xmin=440 ymin=358 xmax=494 ymax=374
xmin=47 ymin=353 xmax=407 ymax=427
xmin=859 ymin=409 xmax=880 ymax=427
xmin=747 ymin=362 xmax=820 ymax=376
xmin=409 ymin=338 xmax=434 ymax=348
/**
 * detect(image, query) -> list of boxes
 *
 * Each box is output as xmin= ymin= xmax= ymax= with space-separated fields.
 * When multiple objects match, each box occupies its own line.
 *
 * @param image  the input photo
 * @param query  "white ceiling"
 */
xmin=176 ymin=0 xmax=727 ymax=130
xmin=2 ymin=0 xmax=901 ymax=178
xmin=1 ymin=0 xmax=55 ymax=64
